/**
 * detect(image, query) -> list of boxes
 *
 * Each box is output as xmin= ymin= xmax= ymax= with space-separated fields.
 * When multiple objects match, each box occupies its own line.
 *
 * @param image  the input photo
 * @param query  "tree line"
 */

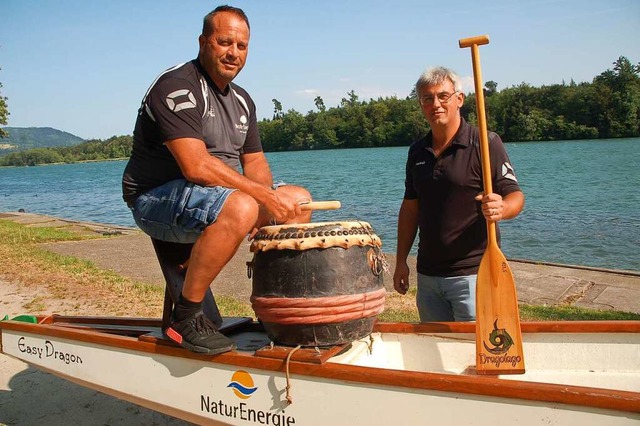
xmin=261 ymin=56 xmax=639 ymax=151
xmin=1 ymin=55 xmax=638 ymax=167
xmin=0 ymin=135 xmax=132 ymax=167
xmin=0 ymin=67 xmax=8 ymax=139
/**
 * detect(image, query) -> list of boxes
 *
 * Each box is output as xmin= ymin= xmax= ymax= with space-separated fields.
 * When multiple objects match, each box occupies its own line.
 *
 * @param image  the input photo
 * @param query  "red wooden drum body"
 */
xmin=249 ymin=221 xmax=386 ymax=347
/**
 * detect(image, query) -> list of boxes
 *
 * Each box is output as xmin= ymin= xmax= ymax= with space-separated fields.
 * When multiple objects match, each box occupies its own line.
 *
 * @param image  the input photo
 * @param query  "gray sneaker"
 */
xmin=164 ymin=311 xmax=236 ymax=354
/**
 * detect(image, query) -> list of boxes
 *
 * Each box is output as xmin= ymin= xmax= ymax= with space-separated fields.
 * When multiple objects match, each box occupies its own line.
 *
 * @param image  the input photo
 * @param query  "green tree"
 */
xmin=314 ymin=96 xmax=326 ymax=113
xmin=340 ymin=90 xmax=359 ymax=108
xmin=592 ymin=56 xmax=640 ymax=138
xmin=272 ymin=99 xmax=283 ymax=119
xmin=254 ymin=56 xmax=639 ymax=151
xmin=0 ymin=71 xmax=9 ymax=138
xmin=484 ymin=80 xmax=498 ymax=97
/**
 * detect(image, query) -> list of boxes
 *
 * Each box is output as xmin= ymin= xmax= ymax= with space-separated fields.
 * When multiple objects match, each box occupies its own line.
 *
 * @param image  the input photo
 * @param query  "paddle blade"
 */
xmin=475 ymin=245 xmax=525 ymax=375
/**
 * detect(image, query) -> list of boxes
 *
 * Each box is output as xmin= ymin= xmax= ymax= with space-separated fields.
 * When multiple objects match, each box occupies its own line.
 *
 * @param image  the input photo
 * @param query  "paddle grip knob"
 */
xmin=459 ymin=35 xmax=490 ymax=48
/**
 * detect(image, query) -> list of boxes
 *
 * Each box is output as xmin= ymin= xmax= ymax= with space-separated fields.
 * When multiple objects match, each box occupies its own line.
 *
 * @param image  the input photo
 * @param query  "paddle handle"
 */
xmin=300 ymin=201 xmax=341 ymax=211
xmin=459 ymin=35 xmax=496 ymax=245
xmin=459 ymin=35 xmax=490 ymax=48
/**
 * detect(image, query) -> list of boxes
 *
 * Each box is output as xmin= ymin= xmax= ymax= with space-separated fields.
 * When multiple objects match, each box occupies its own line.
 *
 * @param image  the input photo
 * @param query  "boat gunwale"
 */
xmin=375 ymin=320 xmax=640 ymax=334
xmin=1 ymin=317 xmax=639 ymax=415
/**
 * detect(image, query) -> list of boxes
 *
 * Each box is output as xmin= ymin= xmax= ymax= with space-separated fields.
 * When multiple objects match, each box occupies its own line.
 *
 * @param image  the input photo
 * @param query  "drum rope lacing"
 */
xmin=251 ymin=288 xmax=386 ymax=324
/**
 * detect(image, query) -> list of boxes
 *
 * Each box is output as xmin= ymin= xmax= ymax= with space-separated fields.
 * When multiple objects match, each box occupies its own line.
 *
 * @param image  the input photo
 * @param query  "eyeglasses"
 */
xmin=419 ymin=91 xmax=460 ymax=106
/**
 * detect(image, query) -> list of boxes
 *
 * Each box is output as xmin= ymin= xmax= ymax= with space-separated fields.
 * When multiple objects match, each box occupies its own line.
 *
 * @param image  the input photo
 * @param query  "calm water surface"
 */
xmin=1 ymin=139 xmax=638 ymax=271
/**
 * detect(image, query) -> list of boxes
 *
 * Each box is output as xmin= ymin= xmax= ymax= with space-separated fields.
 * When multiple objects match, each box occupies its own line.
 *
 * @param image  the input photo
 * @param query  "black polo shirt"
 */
xmin=404 ymin=118 xmax=521 ymax=276
xmin=122 ymin=59 xmax=262 ymax=204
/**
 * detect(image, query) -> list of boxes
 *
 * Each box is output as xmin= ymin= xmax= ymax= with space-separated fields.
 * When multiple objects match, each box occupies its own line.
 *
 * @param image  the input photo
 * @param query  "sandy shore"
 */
xmin=0 ymin=278 xmax=194 ymax=425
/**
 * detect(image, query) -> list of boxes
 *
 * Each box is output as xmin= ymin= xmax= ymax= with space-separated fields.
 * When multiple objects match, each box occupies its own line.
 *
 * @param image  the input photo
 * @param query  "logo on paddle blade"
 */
xmin=227 ymin=370 xmax=258 ymax=399
xmin=483 ymin=319 xmax=514 ymax=354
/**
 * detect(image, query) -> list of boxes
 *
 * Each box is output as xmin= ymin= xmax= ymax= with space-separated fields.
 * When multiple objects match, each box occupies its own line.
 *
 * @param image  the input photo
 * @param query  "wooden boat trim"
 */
xmin=1 ymin=318 xmax=639 ymax=414
xmin=374 ymin=320 xmax=640 ymax=334
xmin=40 ymin=314 xmax=640 ymax=334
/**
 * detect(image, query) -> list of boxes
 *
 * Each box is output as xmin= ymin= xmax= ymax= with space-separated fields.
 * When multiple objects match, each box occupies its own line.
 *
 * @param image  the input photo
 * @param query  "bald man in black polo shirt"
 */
xmin=122 ymin=6 xmax=311 ymax=353
xmin=393 ymin=66 xmax=524 ymax=322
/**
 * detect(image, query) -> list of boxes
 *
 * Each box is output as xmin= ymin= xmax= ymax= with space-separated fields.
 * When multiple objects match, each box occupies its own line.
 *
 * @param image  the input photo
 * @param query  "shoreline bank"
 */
xmin=1 ymin=211 xmax=639 ymax=315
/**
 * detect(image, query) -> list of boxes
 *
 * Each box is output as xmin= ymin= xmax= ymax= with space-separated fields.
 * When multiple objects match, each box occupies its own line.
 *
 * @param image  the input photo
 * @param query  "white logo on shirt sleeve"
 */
xmin=502 ymin=162 xmax=518 ymax=182
xmin=166 ymin=89 xmax=197 ymax=112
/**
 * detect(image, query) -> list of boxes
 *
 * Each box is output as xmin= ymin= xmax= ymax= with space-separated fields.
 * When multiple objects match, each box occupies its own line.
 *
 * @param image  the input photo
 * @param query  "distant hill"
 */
xmin=0 ymin=127 xmax=85 ymax=155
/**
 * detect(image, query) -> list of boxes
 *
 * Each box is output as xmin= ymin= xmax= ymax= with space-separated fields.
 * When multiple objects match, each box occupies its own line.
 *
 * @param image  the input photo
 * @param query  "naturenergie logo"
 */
xmin=227 ymin=370 xmax=258 ymax=399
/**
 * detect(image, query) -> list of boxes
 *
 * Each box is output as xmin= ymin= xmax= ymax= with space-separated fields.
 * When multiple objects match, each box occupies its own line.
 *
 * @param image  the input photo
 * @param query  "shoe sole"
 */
xmin=163 ymin=329 xmax=236 ymax=355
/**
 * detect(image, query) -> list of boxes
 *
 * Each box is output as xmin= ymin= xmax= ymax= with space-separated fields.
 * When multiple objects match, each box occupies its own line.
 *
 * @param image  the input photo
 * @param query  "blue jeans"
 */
xmin=130 ymin=179 xmax=235 ymax=244
xmin=416 ymin=273 xmax=477 ymax=322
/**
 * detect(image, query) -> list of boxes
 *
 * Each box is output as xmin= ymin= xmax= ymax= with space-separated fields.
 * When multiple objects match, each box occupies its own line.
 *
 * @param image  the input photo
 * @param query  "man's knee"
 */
xmin=277 ymin=184 xmax=311 ymax=203
xmin=218 ymin=192 xmax=260 ymax=231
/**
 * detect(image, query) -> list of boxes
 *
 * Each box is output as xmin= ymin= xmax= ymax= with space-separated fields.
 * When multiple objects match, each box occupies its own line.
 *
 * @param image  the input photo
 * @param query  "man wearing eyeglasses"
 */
xmin=393 ymin=66 xmax=524 ymax=322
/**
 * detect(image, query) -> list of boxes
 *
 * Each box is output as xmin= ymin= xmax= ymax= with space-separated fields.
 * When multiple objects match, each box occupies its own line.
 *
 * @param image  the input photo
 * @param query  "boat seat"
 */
xmin=150 ymin=238 xmax=223 ymax=330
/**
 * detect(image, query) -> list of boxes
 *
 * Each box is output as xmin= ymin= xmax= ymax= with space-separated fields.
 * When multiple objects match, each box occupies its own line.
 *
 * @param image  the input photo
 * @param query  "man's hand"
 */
xmin=262 ymin=189 xmax=302 ymax=224
xmin=475 ymin=190 xmax=524 ymax=222
xmin=475 ymin=192 xmax=504 ymax=222
xmin=393 ymin=261 xmax=411 ymax=295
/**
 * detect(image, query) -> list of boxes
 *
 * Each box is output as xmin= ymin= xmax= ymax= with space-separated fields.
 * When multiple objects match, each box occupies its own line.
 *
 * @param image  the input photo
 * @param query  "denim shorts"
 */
xmin=130 ymin=179 xmax=235 ymax=244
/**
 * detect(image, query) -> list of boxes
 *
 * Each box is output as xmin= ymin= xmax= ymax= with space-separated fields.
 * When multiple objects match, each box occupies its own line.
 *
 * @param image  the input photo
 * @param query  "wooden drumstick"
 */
xmin=299 ymin=201 xmax=341 ymax=211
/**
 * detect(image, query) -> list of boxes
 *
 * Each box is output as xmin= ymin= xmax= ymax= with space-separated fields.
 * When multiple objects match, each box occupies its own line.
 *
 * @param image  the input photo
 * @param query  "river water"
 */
xmin=1 ymin=138 xmax=638 ymax=271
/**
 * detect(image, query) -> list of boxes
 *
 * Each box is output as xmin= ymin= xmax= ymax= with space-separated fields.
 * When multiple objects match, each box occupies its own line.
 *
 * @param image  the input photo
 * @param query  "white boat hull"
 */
xmin=1 ymin=318 xmax=639 ymax=425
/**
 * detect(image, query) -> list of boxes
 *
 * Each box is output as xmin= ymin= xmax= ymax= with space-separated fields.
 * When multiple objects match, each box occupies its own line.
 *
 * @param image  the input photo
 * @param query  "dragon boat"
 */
xmin=1 ymin=316 xmax=639 ymax=425
xmin=2 ymin=220 xmax=639 ymax=424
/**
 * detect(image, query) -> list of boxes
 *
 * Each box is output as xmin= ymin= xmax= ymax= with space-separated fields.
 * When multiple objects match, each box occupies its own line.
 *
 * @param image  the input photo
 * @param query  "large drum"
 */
xmin=248 ymin=221 xmax=386 ymax=347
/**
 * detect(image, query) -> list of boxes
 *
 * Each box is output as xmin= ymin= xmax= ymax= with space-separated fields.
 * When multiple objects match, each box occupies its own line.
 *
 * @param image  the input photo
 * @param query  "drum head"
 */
xmin=250 ymin=221 xmax=382 ymax=252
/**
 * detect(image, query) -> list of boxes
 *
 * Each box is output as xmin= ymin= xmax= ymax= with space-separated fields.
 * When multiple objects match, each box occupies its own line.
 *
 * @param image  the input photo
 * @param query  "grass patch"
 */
xmin=0 ymin=219 xmax=165 ymax=317
xmin=520 ymin=304 xmax=640 ymax=321
xmin=378 ymin=285 xmax=639 ymax=322
xmin=378 ymin=302 xmax=640 ymax=323
xmin=23 ymin=296 xmax=47 ymax=312
xmin=1 ymin=219 xmax=638 ymax=322
xmin=378 ymin=289 xmax=420 ymax=322
xmin=0 ymin=219 xmax=249 ymax=318
xmin=215 ymin=295 xmax=256 ymax=318
xmin=0 ymin=220 xmax=90 ymax=244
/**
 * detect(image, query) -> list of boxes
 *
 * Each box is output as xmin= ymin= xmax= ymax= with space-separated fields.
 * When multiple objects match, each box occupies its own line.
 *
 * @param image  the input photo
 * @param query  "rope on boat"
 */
xmin=251 ymin=288 xmax=386 ymax=324
xmin=285 ymin=345 xmax=302 ymax=405
xmin=367 ymin=334 xmax=375 ymax=354
xmin=39 ymin=314 xmax=53 ymax=324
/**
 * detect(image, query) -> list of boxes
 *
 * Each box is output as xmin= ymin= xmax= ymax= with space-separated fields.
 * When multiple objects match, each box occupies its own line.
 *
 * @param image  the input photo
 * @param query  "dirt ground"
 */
xmin=0 ymin=278 xmax=195 ymax=425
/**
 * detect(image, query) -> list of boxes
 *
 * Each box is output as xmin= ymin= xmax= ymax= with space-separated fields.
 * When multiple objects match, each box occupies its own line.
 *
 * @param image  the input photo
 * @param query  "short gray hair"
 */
xmin=415 ymin=66 xmax=462 ymax=94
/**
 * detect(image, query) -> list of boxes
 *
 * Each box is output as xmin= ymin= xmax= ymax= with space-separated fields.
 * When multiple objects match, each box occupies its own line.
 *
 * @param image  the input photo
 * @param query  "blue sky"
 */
xmin=1 ymin=0 xmax=638 ymax=140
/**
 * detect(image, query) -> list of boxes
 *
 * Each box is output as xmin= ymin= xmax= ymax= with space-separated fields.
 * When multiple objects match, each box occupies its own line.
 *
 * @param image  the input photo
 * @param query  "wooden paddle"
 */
xmin=299 ymin=200 xmax=341 ymax=211
xmin=459 ymin=35 xmax=525 ymax=375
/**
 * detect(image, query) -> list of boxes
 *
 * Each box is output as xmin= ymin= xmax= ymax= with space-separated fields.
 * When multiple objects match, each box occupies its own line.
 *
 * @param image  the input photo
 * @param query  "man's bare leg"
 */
xmin=165 ymin=186 xmax=312 ymax=353
xmin=181 ymin=191 xmax=259 ymax=302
